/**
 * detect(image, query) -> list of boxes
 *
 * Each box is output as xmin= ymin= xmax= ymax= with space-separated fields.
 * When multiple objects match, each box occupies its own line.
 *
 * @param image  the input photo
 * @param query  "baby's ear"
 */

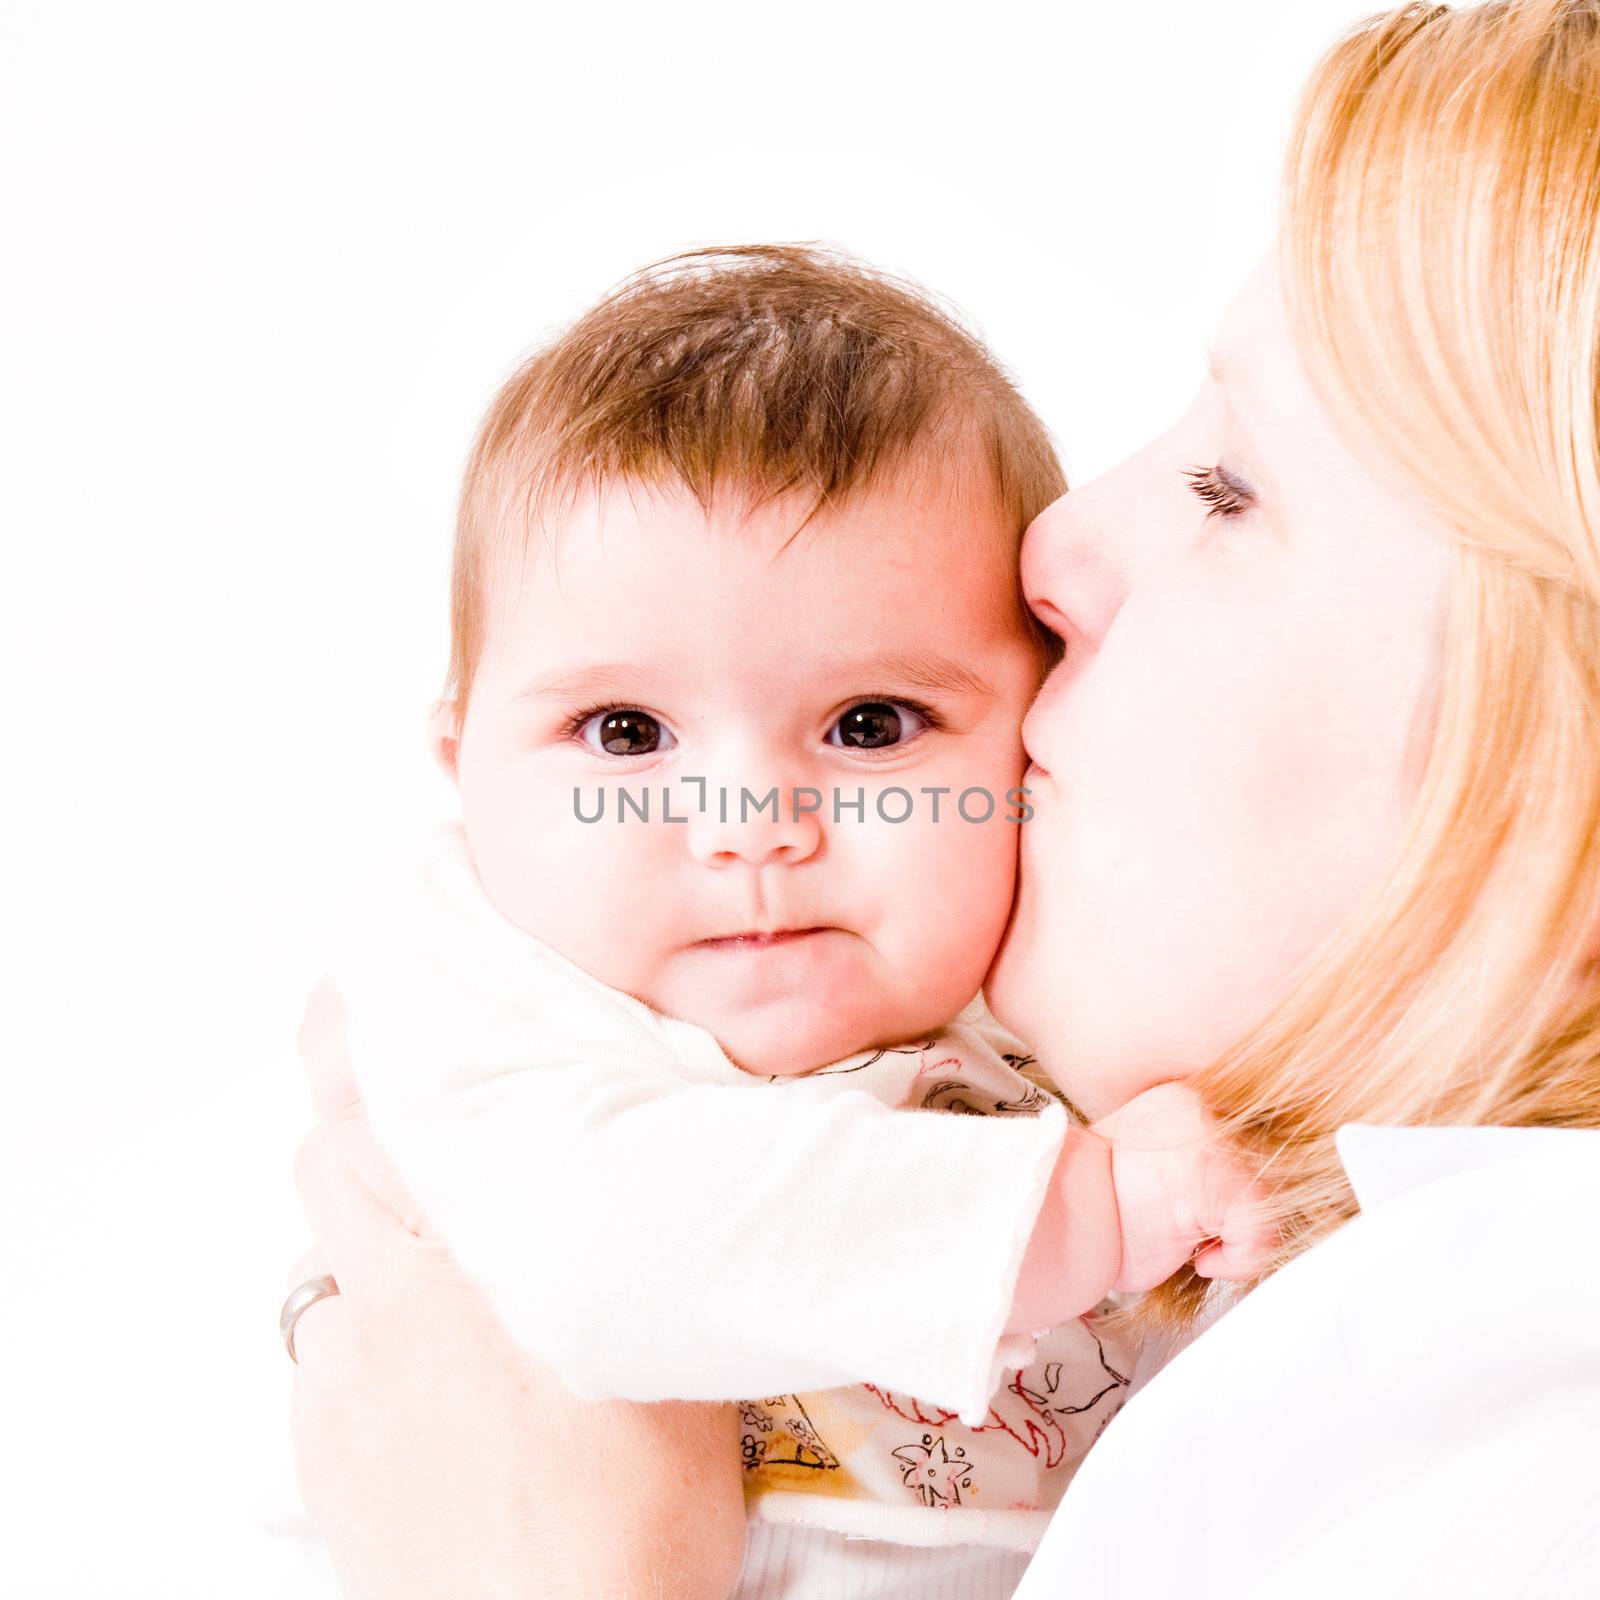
xmin=428 ymin=697 xmax=463 ymax=782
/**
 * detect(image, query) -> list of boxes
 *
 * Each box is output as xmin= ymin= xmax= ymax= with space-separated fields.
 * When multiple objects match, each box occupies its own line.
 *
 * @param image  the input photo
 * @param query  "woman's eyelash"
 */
xmin=1182 ymin=463 xmax=1255 ymax=520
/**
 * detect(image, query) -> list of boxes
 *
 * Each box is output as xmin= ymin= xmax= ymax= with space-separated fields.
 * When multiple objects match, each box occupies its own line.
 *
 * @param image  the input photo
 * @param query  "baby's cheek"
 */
xmin=889 ymin=800 xmax=1021 ymax=1004
xmin=464 ymin=780 xmax=667 ymax=992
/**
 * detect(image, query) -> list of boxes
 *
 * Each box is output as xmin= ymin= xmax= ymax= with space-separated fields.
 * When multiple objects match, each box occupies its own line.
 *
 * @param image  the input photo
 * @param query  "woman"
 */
xmin=288 ymin=1 xmax=1600 ymax=1592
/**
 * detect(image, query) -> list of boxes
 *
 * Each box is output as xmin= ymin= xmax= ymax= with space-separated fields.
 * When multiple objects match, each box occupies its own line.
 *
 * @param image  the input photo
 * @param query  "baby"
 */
xmin=325 ymin=246 xmax=1265 ymax=1598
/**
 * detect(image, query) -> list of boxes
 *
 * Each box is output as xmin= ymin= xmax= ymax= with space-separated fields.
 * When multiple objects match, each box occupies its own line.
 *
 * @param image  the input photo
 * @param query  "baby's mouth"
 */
xmin=693 ymin=927 xmax=831 ymax=951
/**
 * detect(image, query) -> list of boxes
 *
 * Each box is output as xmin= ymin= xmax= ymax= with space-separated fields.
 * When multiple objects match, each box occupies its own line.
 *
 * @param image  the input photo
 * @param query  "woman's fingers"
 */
xmin=293 ymin=1124 xmax=407 ymax=1300
xmin=285 ymin=1245 xmax=332 ymax=1291
xmin=298 ymin=979 xmax=360 ymax=1126
xmin=298 ymin=979 xmax=430 ymax=1237
xmin=327 ymin=1104 xmax=430 ymax=1240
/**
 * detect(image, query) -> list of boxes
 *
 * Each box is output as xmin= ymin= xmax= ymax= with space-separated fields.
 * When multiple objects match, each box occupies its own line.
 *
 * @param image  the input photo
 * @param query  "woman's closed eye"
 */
xmin=1182 ymin=462 xmax=1257 ymax=520
xmin=826 ymin=699 xmax=939 ymax=754
xmin=566 ymin=704 xmax=677 ymax=758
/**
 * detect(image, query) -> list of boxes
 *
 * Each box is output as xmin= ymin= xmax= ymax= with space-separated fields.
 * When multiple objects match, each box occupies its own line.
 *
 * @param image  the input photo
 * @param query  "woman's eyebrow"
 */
xmin=1207 ymin=349 xmax=1270 ymax=450
xmin=1205 ymin=349 xmax=1272 ymax=491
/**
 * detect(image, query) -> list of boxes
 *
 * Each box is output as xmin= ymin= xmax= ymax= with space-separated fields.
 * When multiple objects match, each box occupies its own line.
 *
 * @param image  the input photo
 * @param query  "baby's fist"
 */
xmin=1092 ymin=1081 xmax=1275 ymax=1294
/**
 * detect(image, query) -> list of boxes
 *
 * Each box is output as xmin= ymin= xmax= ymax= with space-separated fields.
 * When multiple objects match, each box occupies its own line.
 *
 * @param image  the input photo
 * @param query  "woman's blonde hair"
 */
xmin=1163 ymin=0 xmax=1600 ymax=1320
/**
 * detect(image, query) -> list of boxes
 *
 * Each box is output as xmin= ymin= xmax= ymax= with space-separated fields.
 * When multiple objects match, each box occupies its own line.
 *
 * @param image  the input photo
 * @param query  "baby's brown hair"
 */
xmin=446 ymin=244 xmax=1065 ymax=707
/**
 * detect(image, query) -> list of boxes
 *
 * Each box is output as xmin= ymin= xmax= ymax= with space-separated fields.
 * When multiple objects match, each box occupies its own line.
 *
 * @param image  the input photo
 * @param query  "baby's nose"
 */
xmin=683 ymin=779 xmax=824 ymax=868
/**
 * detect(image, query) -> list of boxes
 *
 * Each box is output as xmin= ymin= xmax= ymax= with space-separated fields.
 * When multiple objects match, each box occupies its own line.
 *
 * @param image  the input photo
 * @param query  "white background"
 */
xmin=3 ymin=2 xmax=1375 ymax=1593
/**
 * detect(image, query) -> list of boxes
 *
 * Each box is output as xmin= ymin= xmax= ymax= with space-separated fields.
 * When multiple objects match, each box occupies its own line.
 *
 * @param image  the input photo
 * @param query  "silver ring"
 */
xmin=279 ymin=1273 xmax=340 ymax=1363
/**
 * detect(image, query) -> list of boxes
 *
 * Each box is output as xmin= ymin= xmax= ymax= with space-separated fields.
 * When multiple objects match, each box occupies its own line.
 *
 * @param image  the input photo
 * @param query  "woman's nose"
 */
xmin=1020 ymin=474 xmax=1138 ymax=652
xmin=1020 ymin=499 xmax=1079 ymax=642
xmin=684 ymin=777 xmax=824 ymax=868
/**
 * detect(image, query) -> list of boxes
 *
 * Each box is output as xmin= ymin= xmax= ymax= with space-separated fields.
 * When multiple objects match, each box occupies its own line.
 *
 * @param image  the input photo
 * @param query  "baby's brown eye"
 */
xmin=830 ymin=701 xmax=926 ymax=750
xmin=577 ymin=708 xmax=674 ymax=757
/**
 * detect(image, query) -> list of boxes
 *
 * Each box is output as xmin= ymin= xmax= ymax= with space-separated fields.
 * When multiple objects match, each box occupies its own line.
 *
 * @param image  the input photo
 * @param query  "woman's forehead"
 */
xmin=1214 ymin=255 xmax=1461 ymax=553
xmin=1210 ymin=257 xmax=1316 ymax=438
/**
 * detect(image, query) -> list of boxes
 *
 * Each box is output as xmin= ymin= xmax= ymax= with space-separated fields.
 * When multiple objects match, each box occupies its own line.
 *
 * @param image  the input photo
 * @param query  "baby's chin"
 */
xmin=644 ymin=928 xmax=988 ymax=1077
xmin=687 ymin=997 xmax=928 ymax=1079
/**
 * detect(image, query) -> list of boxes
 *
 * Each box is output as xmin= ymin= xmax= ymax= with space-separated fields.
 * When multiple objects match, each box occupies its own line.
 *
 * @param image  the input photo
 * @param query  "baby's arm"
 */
xmin=332 ymin=833 xmax=1268 ymax=1419
xmin=1006 ymin=1082 xmax=1275 ymax=1332
xmin=330 ymin=831 xmax=1070 ymax=1423
xmin=1004 ymin=1124 xmax=1121 ymax=1335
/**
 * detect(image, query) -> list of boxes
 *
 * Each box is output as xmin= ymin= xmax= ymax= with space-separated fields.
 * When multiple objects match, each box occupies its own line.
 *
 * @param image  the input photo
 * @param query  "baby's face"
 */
xmin=445 ymin=464 xmax=1045 ymax=1076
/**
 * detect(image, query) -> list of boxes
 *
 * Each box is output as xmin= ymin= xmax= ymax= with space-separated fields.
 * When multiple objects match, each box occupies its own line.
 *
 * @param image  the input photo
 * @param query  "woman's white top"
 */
xmin=1013 ymin=1124 xmax=1600 ymax=1598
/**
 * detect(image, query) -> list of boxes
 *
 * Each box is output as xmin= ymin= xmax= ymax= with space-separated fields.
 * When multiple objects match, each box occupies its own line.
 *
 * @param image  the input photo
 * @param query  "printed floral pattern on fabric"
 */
xmin=740 ymin=1396 xmax=842 ymax=1474
xmin=892 ymin=1434 xmax=977 ymax=1507
xmin=738 ymin=1019 xmax=1140 ymax=1541
xmin=741 ymin=1314 xmax=1133 ymax=1522
xmin=867 ymin=1324 xmax=1132 ymax=1480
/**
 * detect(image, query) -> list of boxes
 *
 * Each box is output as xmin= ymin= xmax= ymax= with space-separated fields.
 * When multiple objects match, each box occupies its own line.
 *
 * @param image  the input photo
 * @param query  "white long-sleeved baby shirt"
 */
xmin=330 ymin=825 xmax=1136 ymax=1549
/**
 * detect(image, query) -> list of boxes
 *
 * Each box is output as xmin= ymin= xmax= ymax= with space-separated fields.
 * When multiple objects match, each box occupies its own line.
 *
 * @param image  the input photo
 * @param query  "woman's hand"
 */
xmin=289 ymin=983 xmax=747 ymax=1600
